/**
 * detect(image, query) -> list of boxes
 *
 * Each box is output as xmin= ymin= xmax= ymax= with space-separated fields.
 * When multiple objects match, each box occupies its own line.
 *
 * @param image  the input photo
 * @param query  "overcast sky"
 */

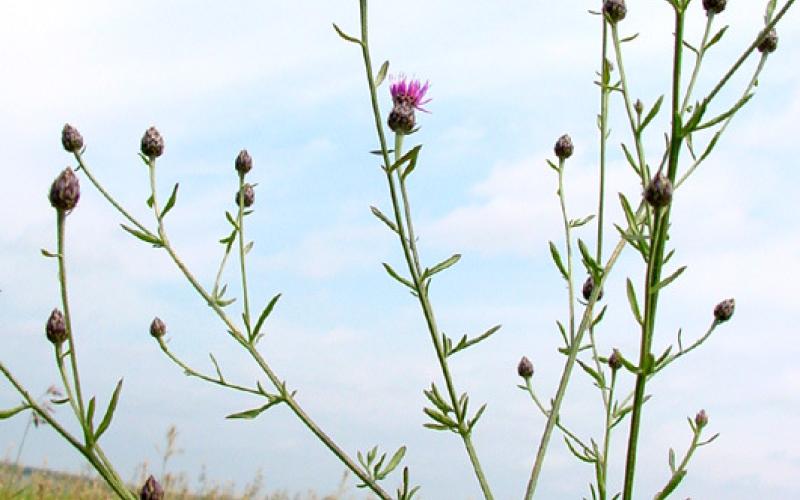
xmin=1 ymin=1 xmax=799 ymax=499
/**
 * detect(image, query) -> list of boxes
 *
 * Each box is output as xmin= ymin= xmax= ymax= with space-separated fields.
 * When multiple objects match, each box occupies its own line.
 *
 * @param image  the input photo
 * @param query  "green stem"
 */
xmin=680 ymin=13 xmax=715 ymax=116
xmin=598 ymin=369 xmax=617 ymax=500
xmin=556 ymin=159 xmax=577 ymax=343
xmin=236 ymin=174 xmax=253 ymax=338
xmin=653 ymin=427 xmax=702 ymax=500
xmin=524 ymin=378 xmax=589 ymax=451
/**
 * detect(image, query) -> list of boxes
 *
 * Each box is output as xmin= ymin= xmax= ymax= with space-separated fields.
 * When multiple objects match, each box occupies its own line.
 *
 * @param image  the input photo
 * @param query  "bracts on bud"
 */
xmin=713 ymin=298 xmax=735 ymax=322
xmin=235 ymin=183 xmax=255 ymax=208
xmin=140 ymin=475 xmax=165 ymax=500
xmin=150 ymin=317 xmax=166 ymax=339
xmin=644 ymin=171 xmax=673 ymax=208
xmin=554 ymin=134 xmax=574 ymax=160
xmin=582 ymin=275 xmax=603 ymax=301
xmin=46 ymin=309 xmax=68 ymax=345
xmin=702 ymin=0 xmax=726 ymax=15
xmin=608 ymin=349 xmax=623 ymax=371
xmin=694 ymin=409 xmax=708 ymax=429
xmin=235 ymin=149 xmax=253 ymax=175
xmin=61 ymin=124 xmax=84 ymax=153
xmin=517 ymin=356 xmax=534 ymax=379
xmin=758 ymin=29 xmax=778 ymax=54
xmin=140 ymin=126 xmax=165 ymax=159
xmin=49 ymin=168 xmax=80 ymax=212
xmin=603 ymin=0 xmax=627 ymax=23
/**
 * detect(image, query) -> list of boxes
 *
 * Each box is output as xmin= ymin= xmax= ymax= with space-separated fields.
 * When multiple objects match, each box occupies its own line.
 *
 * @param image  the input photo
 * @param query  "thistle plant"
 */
xmin=1 ymin=1 xmax=797 ymax=499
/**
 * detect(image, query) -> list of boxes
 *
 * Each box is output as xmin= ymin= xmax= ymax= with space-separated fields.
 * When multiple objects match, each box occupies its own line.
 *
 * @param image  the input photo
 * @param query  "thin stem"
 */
xmin=680 ymin=13 xmax=715 ymax=116
xmin=653 ymin=427 xmax=703 ymax=500
xmin=598 ymin=369 xmax=617 ymax=500
xmin=236 ymin=174 xmax=253 ymax=338
xmin=596 ymin=17 xmax=610 ymax=264
xmin=524 ymin=378 xmax=589 ymax=451
xmin=556 ymin=159 xmax=576 ymax=343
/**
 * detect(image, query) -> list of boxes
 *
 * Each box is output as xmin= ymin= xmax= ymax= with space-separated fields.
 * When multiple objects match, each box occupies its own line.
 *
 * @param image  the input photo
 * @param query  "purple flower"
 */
xmin=389 ymin=75 xmax=431 ymax=112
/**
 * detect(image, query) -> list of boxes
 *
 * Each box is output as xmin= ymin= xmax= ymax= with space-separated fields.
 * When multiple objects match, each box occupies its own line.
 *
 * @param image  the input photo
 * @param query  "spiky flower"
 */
xmin=140 ymin=475 xmax=164 ymax=500
xmin=150 ymin=317 xmax=166 ymax=339
xmin=608 ymin=349 xmax=623 ymax=371
xmin=713 ymin=298 xmax=735 ymax=322
xmin=703 ymin=0 xmax=726 ymax=14
xmin=554 ymin=134 xmax=574 ymax=160
xmin=387 ymin=75 xmax=431 ymax=134
xmin=758 ymin=29 xmax=778 ymax=54
xmin=46 ymin=309 xmax=68 ymax=345
xmin=644 ymin=171 xmax=673 ymax=208
xmin=695 ymin=409 xmax=708 ymax=429
xmin=517 ymin=356 xmax=534 ymax=379
xmin=49 ymin=168 xmax=80 ymax=212
xmin=61 ymin=124 xmax=84 ymax=153
xmin=582 ymin=275 xmax=603 ymax=301
xmin=140 ymin=126 xmax=165 ymax=159
xmin=235 ymin=183 xmax=255 ymax=207
xmin=235 ymin=149 xmax=253 ymax=174
xmin=603 ymin=0 xmax=627 ymax=23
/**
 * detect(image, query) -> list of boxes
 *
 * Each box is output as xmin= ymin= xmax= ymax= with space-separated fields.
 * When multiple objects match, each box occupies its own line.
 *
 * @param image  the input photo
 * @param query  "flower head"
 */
xmin=517 ymin=356 xmax=534 ymax=379
xmin=150 ymin=317 xmax=166 ymax=339
xmin=61 ymin=124 xmax=84 ymax=153
xmin=713 ymin=298 xmax=735 ymax=322
xmin=46 ymin=308 xmax=68 ymax=345
xmin=49 ymin=168 xmax=80 ymax=212
xmin=141 ymin=126 xmax=165 ymax=159
xmin=388 ymin=75 xmax=431 ymax=134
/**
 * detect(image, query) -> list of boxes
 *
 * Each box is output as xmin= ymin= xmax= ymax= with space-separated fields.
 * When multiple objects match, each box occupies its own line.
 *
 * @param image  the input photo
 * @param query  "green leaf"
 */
xmin=467 ymin=403 xmax=488 ymax=433
xmin=370 ymin=205 xmax=398 ymax=233
xmin=94 ymin=379 xmax=123 ymax=441
xmin=697 ymin=130 xmax=722 ymax=165
xmin=146 ymin=195 xmax=154 ymax=208
xmin=577 ymin=359 xmax=604 ymax=388
xmin=546 ymin=159 xmax=559 ymax=172
xmin=375 ymin=60 xmax=390 ymax=87
xmin=382 ymin=262 xmax=415 ymax=289
xmin=423 ymin=407 xmax=457 ymax=428
xmin=654 ymin=470 xmax=687 ymax=500
xmin=332 ymin=23 xmax=361 ymax=44
xmin=764 ymin=0 xmax=777 ymax=23
xmin=159 ymin=183 xmax=179 ymax=220
xmin=244 ymin=241 xmax=254 ymax=255
xmin=252 ymin=293 xmax=282 ymax=339
xmin=40 ymin=248 xmax=59 ymax=258
xmin=0 ymin=404 xmax=29 ymax=420
xmin=578 ymin=239 xmax=601 ymax=276
xmin=225 ymin=211 xmax=239 ymax=229
xmin=682 ymin=40 xmax=698 ymax=55
xmin=668 ymin=447 xmax=676 ymax=473
xmin=705 ymin=25 xmax=729 ymax=50
xmin=626 ymin=278 xmax=643 ymax=325
xmin=226 ymin=398 xmax=282 ymax=419
xmin=423 ymin=383 xmax=451 ymax=414
xmin=549 ymin=241 xmax=569 ymax=280
xmin=422 ymin=254 xmax=461 ymax=280
xmin=209 ymin=353 xmax=224 ymax=382
xmin=651 ymin=266 xmax=687 ymax=294
xmin=620 ymin=143 xmax=641 ymax=176
xmin=120 ymin=224 xmax=162 ymax=247
xmin=683 ymin=100 xmax=707 ymax=135
xmin=563 ymin=436 xmax=594 ymax=463
xmin=639 ymin=95 xmax=664 ymax=133
xmin=694 ymin=93 xmax=753 ymax=131
xmin=376 ymin=446 xmax=405 ymax=479
xmin=569 ymin=215 xmax=596 ymax=228
xmin=446 ymin=324 xmax=501 ymax=357
xmin=621 ymin=33 xmax=640 ymax=43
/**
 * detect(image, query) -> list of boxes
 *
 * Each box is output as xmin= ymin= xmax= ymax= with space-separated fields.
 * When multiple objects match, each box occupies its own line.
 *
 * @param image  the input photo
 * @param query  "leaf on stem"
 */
xmin=146 ymin=194 xmax=154 ymax=208
xmin=370 ymin=205 xmax=399 ymax=234
xmin=694 ymin=93 xmax=754 ymax=131
xmin=563 ymin=435 xmax=595 ymax=463
xmin=209 ymin=353 xmax=225 ymax=382
xmin=422 ymin=407 xmax=457 ymax=429
xmin=650 ymin=266 xmax=687 ymax=294
xmin=375 ymin=446 xmax=405 ymax=480
xmin=576 ymin=359 xmax=604 ymax=388
xmin=226 ymin=395 xmax=283 ymax=419
xmin=626 ymin=278 xmax=643 ymax=325
xmin=120 ymin=224 xmax=162 ymax=247
xmin=375 ymin=60 xmax=390 ymax=87
xmin=705 ymin=25 xmax=729 ymax=50
xmin=423 ymin=383 xmax=452 ymax=414
xmin=40 ymin=249 xmax=60 ymax=258
xmin=549 ymin=241 xmax=569 ymax=280
xmin=94 ymin=378 xmax=123 ymax=441
xmin=0 ymin=404 xmax=30 ymax=420
xmin=764 ymin=0 xmax=777 ymax=23
xmin=654 ymin=470 xmax=686 ymax=500
xmin=332 ymin=23 xmax=362 ymax=44
xmin=682 ymin=40 xmax=699 ymax=55
xmin=578 ymin=239 xmax=602 ymax=278
xmin=421 ymin=254 xmax=461 ymax=281
xmin=569 ymin=215 xmax=596 ymax=228
xmin=467 ymin=403 xmax=487 ymax=433
xmin=252 ymin=293 xmax=282 ymax=341
xmin=382 ymin=262 xmax=415 ymax=289
xmin=159 ymin=183 xmax=180 ymax=220
xmin=639 ymin=95 xmax=664 ymax=133
xmin=620 ymin=143 xmax=641 ymax=177
xmin=444 ymin=324 xmax=502 ymax=357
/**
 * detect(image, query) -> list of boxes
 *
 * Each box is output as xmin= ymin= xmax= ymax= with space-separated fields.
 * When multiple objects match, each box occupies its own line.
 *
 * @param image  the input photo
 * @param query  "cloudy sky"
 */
xmin=1 ymin=1 xmax=799 ymax=499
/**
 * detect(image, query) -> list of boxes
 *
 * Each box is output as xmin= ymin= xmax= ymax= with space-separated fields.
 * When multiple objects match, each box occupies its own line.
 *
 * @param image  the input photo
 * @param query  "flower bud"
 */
xmin=702 ymin=0 xmax=726 ymax=14
xmin=603 ymin=0 xmax=627 ymax=23
xmin=644 ymin=171 xmax=673 ymax=208
xmin=694 ymin=409 xmax=708 ymax=429
xmin=517 ymin=356 xmax=534 ymax=379
xmin=46 ymin=309 xmax=68 ymax=345
xmin=49 ymin=168 xmax=80 ymax=212
xmin=608 ymin=349 xmax=623 ymax=371
xmin=757 ymin=29 xmax=778 ymax=54
xmin=149 ymin=317 xmax=166 ymax=339
xmin=582 ymin=275 xmax=604 ymax=301
xmin=140 ymin=126 xmax=165 ymax=159
xmin=388 ymin=103 xmax=416 ymax=134
xmin=554 ymin=134 xmax=574 ymax=160
xmin=634 ymin=99 xmax=644 ymax=115
xmin=235 ymin=183 xmax=255 ymax=208
xmin=713 ymin=298 xmax=735 ymax=322
xmin=140 ymin=475 xmax=164 ymax=500
xmin=235 ymin=149 xmax=253 ymax=175
xmin=61 ymin=124 xmax=84 ymax=153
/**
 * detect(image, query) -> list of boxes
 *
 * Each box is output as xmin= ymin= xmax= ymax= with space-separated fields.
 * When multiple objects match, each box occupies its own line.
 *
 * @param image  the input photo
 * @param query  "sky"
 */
xmin=1 ymin=1 xmax=799 ymax=499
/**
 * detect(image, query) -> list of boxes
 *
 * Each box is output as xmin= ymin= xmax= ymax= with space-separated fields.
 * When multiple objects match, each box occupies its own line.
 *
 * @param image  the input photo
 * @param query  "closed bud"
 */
xmin=235 ymin=183 xmax=255 ymax=207
xmin=140 ymin=126 xmax=165 ymax=159
xmin=694 ymin=409 xmax=708 ymax=429
xmin=517 ymin=356 xmax=534 ymax=379
xmin=608 ymin=349 xmax=623 ymax=371
xmin=61 ymin=124 xmax=84 ymax=153
xmin=757 ymin=29 xmax=778 ymax=54
xmin=713 ymin=298 xmax=735 ymax=322
xmin=149 ymin=317 xmax=166 ymax=339
xmin=634 ymin=99 xmax=644 ymax=115
xmin=554 ymin=134 xmax=574 ymax=160
xmin=235 ymin=149 xmax=253 ymax=174
xmin=46 ymin=309 xmax=68 ymax=345
xmin=49 ymin=168 xmax=80 ymax=212
xmin=388 ymin=103 xmax=416 ymax=134
xmin=603 ymin=0 xmax=627 ymax=23
xmin=644 ymin=171 xmax=673 ymax=208
xmin=702 ymin=0 xmax=726 ymax=15
xmin=582 ymin=275 xmax=604 ymax=301
xmin=139 ymin=475 xmax=164 ymax=500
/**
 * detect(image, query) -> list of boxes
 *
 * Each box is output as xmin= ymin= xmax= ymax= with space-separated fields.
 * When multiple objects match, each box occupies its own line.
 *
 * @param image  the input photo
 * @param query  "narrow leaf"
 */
xmin=626 ymin=278 xmax=643 ymax=325
xmin=146 ymin=195 xmax=154 ymax=208
xmin=382 ymin=263 xmax=415 ymax=289
xmin=639 ymin=95 xmax=664 ymax=133
xmin=375 ymin=60 xmax=390 ymax=87
xmin=226 ymin=399 xmax=281 ymax=419
xmin=467 ymin=403 xmax=488 ymax=433
xmin=655 ymin=470 xmax=687 ymax=500
xmin=159 ymin=183 xmax=180 ymax=220
xmin=252 ymin=293 xmax=282 ymax=339
xmin=0 ymin=405 xmax=29 ymax=420
xmin=40 ymin=248 xmax=60 ymax=258
xmin=94 ymin=379 xmax=123 ymax=440
xmin=370 ymin=205 xmax=398 ymax=233
xmin=549 ymin=241 xmax=569 ymax=280
xmin=651 ymin=266 xmax=687 ymax=294
xmin=332 ymin=23 xmax=361 ymax=44
xmin=120 ymin=224 xmax=162 ymax=247
xmin=447 ymin=324 xmax=502 ymax=357
xmin=423 ymin=254 xmax=461 ymax=280
xmin=705 ymin=25 xmax=729 ymax=50
xmin=378 ymin=446 xmax=406 ymax=479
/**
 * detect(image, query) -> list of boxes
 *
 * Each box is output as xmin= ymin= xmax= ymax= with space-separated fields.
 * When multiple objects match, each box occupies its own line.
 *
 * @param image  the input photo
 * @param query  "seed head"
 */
xmin=758 ymin=29 xmax=778 ymax=54
xmin=582 ymin=275 xmax=604 ymax=301
xmin=554 ymin=134 xmax=574 ymax=160
xmin=388 ymin=75 xmax=430 ymax=134
xmin=603 ymin=0 xmax=627 ymax=23
xmin=713 ymin=298 xmax=735 ymax=322
xmin=149 ymin=317 xmax=166 ymax=339
xmin=608 ymin=349 xmax=623 ymax=371
xmin=644 ymin=171 xmax=673 ymax=208
xmin=517 ymin=356 xmax=534 ymax=379
xmin=61 ymin=124 xmax=84 ymax=153
xmin=140 ymin=475 xmax=164 ymax=500
xmin=702 ymin=0 xmax=726 ymax=15
xmin=46 ymin=309 xmax=68 ymax=345
xmin=235 ymin=183 xmax=255 ymax=207
xmin=235 ymin=149 xmax=253 ymax=175
xmin=694 ymin=409 xmax=708 ymax=429
xmin=140 ymin=126 xmax=165 ymax=159
xmin=49 ymin=168 xmax=81 ymax=212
